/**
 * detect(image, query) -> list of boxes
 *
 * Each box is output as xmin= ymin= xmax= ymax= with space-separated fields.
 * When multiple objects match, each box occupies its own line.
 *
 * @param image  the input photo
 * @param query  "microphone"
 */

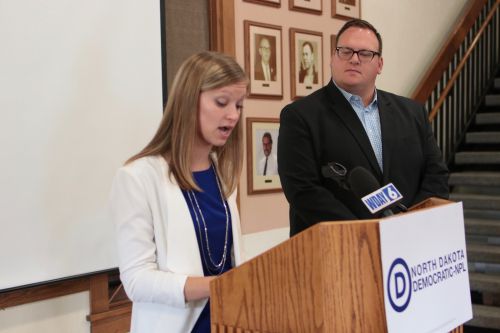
xmin=347 ymin=166 xmax=407 ymax=217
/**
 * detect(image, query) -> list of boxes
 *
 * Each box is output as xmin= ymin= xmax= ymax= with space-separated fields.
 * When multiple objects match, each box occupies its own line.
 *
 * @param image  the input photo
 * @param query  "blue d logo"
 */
xmin=387 ymin=258 xmax=412 ymax=312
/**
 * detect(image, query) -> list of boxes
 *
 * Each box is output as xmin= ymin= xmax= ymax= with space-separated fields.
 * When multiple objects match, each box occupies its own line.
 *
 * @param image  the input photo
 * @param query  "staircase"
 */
xmin=449 ymin=74 xmax=500 ymax=331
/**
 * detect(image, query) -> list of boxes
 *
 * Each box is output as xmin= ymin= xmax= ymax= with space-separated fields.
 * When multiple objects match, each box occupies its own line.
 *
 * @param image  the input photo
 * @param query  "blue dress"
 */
xmin=181 ymin=166 xmax=233 ymax=333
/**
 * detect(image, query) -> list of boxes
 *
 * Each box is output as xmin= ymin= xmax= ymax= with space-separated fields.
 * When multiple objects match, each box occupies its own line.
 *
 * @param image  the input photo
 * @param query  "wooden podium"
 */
xmin=210 ymin=199 xmax=464 ymax=333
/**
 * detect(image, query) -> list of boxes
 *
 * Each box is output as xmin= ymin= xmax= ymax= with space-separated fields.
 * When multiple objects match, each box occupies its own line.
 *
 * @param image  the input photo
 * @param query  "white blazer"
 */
xmin=109 ymin=155 xmax=245 ymax=333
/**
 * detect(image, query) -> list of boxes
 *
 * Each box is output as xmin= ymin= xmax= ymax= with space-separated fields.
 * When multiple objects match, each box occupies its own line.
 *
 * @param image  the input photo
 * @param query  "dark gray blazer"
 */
xmin=278 ymin=80 xmax=449 ymax=236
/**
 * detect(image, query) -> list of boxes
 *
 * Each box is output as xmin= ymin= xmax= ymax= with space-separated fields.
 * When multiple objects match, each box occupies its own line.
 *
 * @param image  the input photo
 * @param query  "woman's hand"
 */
xmin=184 ymin=276 xmax=216 ymax=301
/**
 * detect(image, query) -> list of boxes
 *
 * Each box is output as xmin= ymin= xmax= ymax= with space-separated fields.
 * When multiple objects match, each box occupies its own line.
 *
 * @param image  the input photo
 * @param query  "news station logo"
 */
xmin=361 ymin=183 xmax=402 ymax=214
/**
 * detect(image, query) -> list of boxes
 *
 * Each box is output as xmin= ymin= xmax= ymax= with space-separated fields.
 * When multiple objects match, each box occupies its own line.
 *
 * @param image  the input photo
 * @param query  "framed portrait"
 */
xmin=332 ymin=0 xmax=361 ymax=19
xmin=290 ymin=28 xmax=323 ymax=99
xmin=246 ymin=117 xmax=281 ymax=194
xmin=289 ymin=0 xmax=322 ymax=15
xmin=243 ymin=0 xmax=280 ymax=7
xmin=244 ymin=21 xmax=283 ymax=99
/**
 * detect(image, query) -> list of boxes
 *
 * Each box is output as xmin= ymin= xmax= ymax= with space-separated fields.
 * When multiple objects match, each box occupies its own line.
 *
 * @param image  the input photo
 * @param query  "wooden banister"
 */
xmin=428 ymin=1 xmax=499 ymax=121
xmin=412 ymin=0 xmax=488 ymax=103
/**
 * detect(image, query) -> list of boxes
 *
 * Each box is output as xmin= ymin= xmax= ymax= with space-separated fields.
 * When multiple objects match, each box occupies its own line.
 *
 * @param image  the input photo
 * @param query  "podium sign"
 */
xmin=379 ymin=202 xmax=472 ymax=333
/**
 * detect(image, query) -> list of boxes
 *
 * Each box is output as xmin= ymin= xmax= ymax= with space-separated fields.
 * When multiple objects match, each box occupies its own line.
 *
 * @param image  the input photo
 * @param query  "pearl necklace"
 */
xmin=186 ymin=164 xmax=229 ymax=275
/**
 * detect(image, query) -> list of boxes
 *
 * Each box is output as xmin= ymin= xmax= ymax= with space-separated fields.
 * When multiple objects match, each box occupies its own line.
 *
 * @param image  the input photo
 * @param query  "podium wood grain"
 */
xmin=210 ymin=220 xmax=386 ymax=332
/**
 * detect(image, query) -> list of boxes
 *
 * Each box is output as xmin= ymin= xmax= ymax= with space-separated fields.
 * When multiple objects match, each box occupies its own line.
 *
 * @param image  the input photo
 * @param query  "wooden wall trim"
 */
xmin=87 ymin=302 xmax=132 ymax=322
xmin=89 ymin=273 xmax=110 ymax=313
xmin=208 ymin=0 xmax=235 ymax=55
xmin=0 ymin=270 xmax=131 ymax=333
xmin=412 ymin=0 xmax=488 ymax=103
xmin=87 ymin=302 xmax=132 ymax=333
xmin=0 ymin=277 xmax=89 ymax=309
xmin=86 ymin=272 xmax=132 ymax=332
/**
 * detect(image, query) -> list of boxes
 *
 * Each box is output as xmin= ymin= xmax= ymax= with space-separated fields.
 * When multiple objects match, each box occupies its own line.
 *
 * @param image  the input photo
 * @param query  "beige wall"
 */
xmin=365 ymin=0 xmax=469 ymax=96
xmin=235 ymin=0 xmax=468 ymax=235
xmin=0 ymin=292 xmax=90 ymax=333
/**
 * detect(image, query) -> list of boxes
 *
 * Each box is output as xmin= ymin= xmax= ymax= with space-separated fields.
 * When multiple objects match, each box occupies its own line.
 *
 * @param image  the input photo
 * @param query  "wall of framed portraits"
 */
xmin=233 ymin=0 xmax=470 ymax=246
xmin=235 ymin=0 xmax=346 ymax=238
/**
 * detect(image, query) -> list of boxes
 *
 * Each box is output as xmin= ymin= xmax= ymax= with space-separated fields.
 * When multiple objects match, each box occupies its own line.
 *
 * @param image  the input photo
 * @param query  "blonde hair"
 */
xmin=127 ymin=51 xmax=248 ymax=197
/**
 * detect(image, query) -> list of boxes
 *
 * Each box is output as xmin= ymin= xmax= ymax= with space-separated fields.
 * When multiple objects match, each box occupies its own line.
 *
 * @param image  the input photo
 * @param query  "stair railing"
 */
xmin=412 ymin=0 xmax=500 ymax=164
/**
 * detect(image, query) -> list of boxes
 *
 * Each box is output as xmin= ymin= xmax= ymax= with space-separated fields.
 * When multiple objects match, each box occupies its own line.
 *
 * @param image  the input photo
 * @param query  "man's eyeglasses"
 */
xmin=335 ymin=46 xmax=380 ymax=63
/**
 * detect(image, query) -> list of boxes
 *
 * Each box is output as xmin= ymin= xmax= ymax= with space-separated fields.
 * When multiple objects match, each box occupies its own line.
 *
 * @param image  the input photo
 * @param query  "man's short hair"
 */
xmin=302 ymin=41 xmax=314 ymax=53
xmin=262 ymin=132 xmax=273 ymax=143
xmin=337 ymin=19 xmax=382 ymax=54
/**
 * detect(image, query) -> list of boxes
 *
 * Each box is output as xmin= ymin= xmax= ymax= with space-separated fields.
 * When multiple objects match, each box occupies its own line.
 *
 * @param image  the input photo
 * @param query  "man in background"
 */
xmin=298 ymin=41 xmax=318 ymax=85
xmin=278 ymin=19 xmax=449 ymax=236
xmin=258 ymin=132 xmax=278 ymax=176
xmin=254 ymin=35 xmax=276 ymax=81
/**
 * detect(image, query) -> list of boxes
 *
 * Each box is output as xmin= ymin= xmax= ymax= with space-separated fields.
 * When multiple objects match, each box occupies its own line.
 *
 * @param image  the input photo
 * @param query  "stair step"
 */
xmin=486 ymin=95 xmax=500 ymax=106
xmin=451 ymin=193 xmax=500 ymax=210
xmin=469 ymin=261 xmax=500 ymax=274
xmin=469 ymin=272 xmax=500 ymax=293
xmin=467 ymin=235 xmax=500 ymax=246
xmin=465 ymin=209 xmax=500 ymax=220
xmin=466 ymin=132 xmax=500 ymax=144
xmin=468 ymin=243 xmax=500 ymax=264
xmin=449 ymin=172 xmax=500 ymax=186
xmin=467 ymin=304 xmax=500 ymax=330
xmin=466 ymin=219 xmax=500 ymax=237
xmin=448 ymin=77 xmax=500 ymax=333
xmin=455 ymin=151 xmax=500 ymax=164
xmin=476 ymin=112 xmax=500 ymax=125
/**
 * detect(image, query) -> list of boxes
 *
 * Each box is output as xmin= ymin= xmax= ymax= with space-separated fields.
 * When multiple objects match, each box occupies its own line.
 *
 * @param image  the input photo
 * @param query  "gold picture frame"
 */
xmin=246 ymin=117 xmax=282 ymax=194
xmin=243 ymin=0 xmax=281 ymax=7
xmin=332 ymin=0 xmax=361 ymax=19
xmin=289 ymin=0 xmax=322 ymax=15
xmin=290 ymin=28 xmax=323 ymax=99
xmin=244 ymin=21 xmax=283 ymax=99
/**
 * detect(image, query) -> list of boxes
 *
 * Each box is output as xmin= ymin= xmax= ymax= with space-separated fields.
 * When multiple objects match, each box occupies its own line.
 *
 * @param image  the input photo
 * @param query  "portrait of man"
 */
xmin=257 ymin=132 xmax=278 ymax=176
xmin=254 ymin=34 xmax=277 ymax=82
xmin=298 ymin=41 xmax=318 ymax=85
